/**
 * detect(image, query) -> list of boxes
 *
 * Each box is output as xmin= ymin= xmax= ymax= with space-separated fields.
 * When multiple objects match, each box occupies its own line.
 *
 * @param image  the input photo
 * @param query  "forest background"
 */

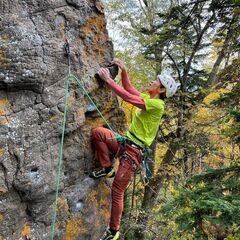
xmin=103 ymin=0 xmax=240 ymax=239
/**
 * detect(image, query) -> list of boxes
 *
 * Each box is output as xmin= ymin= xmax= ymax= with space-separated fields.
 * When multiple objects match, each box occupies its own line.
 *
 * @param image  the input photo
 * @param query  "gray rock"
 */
xmin=0 ymin=0 xmax=126 ymax=239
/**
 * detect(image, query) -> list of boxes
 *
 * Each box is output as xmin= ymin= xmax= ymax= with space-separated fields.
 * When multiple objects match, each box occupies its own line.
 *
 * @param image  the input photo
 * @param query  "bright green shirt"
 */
xmin=126 ymin=93 xmax=165 ymax=147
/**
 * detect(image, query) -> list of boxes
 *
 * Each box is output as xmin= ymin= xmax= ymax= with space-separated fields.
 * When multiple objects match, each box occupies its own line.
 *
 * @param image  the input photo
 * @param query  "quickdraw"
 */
xmin=141 ymin=147 xmax=152 ymax=180
xmin=64 ymin=38 xmax=71 ymax=74
xmin=22 ymin=234 xmax=31 ymax=240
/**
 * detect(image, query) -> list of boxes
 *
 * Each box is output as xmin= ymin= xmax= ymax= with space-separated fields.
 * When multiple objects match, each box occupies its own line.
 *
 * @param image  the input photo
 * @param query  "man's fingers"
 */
xmin=112 ymin=60 xmax=118 ymax=65
xmin=98 ymin=68 xmax=108 ymax=74
xmin=113 ymin=59 xmax=121 ymax=65
xmin=98 ymin=68 xmax=110 ymax=80
xmin=102 ymin=68 xmax=110 ymax=74
xmin=113 ymin=60 xmax=124 ymax=69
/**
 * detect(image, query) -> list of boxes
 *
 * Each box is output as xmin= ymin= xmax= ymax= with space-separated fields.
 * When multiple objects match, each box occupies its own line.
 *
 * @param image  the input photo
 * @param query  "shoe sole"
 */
xmin=106 ymin=170 xmax=115 ymax=178
xmin=113 ymin=232 xmax=120 ymax=240
xmin=100 ymin=231 xmax=119 ymax=240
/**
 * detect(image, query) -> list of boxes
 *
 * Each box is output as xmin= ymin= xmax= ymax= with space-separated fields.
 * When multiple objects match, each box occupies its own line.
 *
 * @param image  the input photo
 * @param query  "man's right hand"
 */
xmin=98 ymin=68 xmax=111 ymax=83
xmin=112 ymin=58 xmax=127 ymax=72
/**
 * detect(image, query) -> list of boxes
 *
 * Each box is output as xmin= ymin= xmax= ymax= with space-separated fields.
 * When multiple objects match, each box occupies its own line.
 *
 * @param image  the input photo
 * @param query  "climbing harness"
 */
xmin=123 ymin=136 xmax=152 ymax=180
xmin=127 ymin=130 xmax=152 ymax=180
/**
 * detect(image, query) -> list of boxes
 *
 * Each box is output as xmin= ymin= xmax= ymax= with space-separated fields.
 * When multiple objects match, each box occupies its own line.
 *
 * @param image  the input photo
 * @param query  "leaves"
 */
xmin=103 ymin=0 xmax=240 ymax=239
xmin=161 ymin=166 xmax=240 ymax=238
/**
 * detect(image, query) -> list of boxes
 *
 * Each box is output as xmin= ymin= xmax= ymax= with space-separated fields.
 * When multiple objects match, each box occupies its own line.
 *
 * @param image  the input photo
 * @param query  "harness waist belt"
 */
xmin=128 ymin=131 xmax=146 ymax=146
xmin=125 ymin=138 xmax=145 ymax=151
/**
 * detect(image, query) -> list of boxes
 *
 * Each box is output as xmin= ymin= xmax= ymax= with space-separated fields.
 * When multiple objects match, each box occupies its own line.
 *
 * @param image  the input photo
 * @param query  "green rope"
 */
xmin=50 ymin=78 xmax=69 ymax=240
xmin=49 ymin=37 xmax=127 ymax=240
xmin=71 ymin=74 xmax=114 ymax=131
xmin=50 ymin=73 xmax=126 ymax=239
xmin=71 ymin=74 xmax=126 ymax=141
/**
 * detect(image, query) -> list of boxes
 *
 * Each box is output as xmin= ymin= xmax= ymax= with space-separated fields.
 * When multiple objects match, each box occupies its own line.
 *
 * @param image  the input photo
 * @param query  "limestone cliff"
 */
xmin=0 ymin=0 xmax=126 ymax=239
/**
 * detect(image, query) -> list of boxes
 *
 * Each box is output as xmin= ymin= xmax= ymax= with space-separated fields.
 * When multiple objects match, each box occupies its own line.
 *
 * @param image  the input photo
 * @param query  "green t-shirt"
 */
xmin=126 ymin=93 xmax=165 ymax=147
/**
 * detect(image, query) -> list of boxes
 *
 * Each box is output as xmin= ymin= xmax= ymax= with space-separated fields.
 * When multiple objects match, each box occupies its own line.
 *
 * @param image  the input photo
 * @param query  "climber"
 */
xmin=90 ymin=58 xmax=179 ymax=240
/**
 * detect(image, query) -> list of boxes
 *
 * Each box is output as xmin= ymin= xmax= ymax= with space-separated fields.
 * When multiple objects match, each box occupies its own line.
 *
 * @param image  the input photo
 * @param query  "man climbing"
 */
xmin=90 ymin=59 xmax=179 ymax=240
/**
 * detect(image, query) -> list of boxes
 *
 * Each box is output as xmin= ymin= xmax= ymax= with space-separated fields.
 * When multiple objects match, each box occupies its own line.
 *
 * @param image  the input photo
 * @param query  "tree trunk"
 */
xmin=134 ymin=141 xmax=179 ymax=239
xmin=182 ymin=13 xmax=215 ymax=86
xmin=134 ymin=101 xmax=185 ymax=239
xmin=208 ymin=17 xmax=236 ymax=85
xmin=183 ymin=149 xmax=189 ymax=178
xmin=208 ymin=49 xmax=226 ymax=85
xmin=133 ymin=7 xmax=218 ymax=240
xmin=155 ymin=49 xmax=163 ymax=76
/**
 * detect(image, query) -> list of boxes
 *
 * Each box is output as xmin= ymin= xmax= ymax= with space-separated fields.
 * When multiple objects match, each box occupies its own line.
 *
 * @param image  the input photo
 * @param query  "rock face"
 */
xmin=0 ymin=0 xmax=126 ymax=239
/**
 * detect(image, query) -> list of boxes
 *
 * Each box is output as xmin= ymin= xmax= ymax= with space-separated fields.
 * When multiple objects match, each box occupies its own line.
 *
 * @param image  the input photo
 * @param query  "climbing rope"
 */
xmin=50 ymin=78 xmax=69 ymax=240
xmin=50 ymin=38 xmax=154 ymax=239
xmin=70 ymin=74 xmax=115 ymax=133
xmin=50 ymin=39 xmax=125 ymax=239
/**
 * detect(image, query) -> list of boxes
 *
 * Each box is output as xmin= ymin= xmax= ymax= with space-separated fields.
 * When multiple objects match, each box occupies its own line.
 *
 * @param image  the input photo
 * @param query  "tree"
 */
xmin=132 ymin=1 xmax=239 ymax=238
xmin=161 ymin=59 xmax=240 ymax=239
xmin=103 ymin=0 xmax=239 ymax=239
xmin=211 ymin=59 xmax=240 ymax=146
xmin=207 ymin=11 xmax=240 ymax=84
xmin=162 ymin=166 xmax=240 ymax=240
xmin=104 ymin=0 xmax=171 ymax=74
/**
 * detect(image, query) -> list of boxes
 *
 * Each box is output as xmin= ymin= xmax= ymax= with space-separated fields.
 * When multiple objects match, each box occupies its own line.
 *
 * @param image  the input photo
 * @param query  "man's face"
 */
xmin=147 ymin=79 xmax=166 ymax=97
xmin=147 ymin=80 xmax=160 ymax=93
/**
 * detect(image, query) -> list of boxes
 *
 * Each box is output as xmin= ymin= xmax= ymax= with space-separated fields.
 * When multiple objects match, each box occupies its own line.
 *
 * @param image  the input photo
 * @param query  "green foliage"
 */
xmin=211 ymin=61 xmax=240 ymax=144
xmin=161 ymin=166 xmax=240 ymax=239
xmin=104 ymin=1 xmax=240 ymax=239
xmin=115 ymin=50 xmax=156 ymax=90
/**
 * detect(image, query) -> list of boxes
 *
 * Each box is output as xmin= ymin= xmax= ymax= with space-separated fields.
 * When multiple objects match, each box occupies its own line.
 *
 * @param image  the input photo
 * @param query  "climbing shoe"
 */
xmin=100 ymin=229 xmax=120 ymax=240
xmin=89 ymin=166 xmax=115 ymax=179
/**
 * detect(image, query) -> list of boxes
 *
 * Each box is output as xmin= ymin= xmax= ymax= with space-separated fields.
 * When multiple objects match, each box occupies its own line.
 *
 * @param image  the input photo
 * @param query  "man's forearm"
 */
xmin=107 ymin=78 xmax=145 ymax=110
xmin=121 ymin=70 xmax=141 ymax=96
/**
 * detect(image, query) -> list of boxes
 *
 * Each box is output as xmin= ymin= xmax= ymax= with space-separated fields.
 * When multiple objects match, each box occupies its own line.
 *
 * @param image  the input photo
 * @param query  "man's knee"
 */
xmin=112 ymin=183 xmax=124 ymax=199
xmin=91 ymin=127 xmax=104 ymax=139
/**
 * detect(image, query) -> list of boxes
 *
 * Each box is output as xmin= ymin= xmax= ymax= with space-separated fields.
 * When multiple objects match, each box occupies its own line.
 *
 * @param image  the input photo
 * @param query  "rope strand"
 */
xmin=50 ymin=39 xmax=124 ymax=239
xmin=50 ymin=78 xmax=69 ymax=240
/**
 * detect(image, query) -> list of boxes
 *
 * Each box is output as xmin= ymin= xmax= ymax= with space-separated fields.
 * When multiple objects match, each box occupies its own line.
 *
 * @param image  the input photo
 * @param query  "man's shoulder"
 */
xmin=140 ymin=93 xmax=165 ymax=111
xmin=140 ymin=92 xmax=150 ymax=99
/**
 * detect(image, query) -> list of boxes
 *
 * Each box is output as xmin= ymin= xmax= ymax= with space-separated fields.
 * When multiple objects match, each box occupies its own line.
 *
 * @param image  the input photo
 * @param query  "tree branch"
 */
xmin=182 ymin=12 xmax=215 ymax=87
xmin=162 ymin=49 xmax=182 ymax=84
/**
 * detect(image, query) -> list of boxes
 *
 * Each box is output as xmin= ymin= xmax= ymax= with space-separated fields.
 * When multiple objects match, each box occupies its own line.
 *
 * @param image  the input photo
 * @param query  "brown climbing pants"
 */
xmin=91 ymin=127 xmax=142 ymax=231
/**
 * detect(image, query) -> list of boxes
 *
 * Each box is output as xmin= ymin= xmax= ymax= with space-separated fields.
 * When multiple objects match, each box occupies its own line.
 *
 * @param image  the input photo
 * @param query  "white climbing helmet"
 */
xmin=158 ymin=73 xmax=179 ymax=98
